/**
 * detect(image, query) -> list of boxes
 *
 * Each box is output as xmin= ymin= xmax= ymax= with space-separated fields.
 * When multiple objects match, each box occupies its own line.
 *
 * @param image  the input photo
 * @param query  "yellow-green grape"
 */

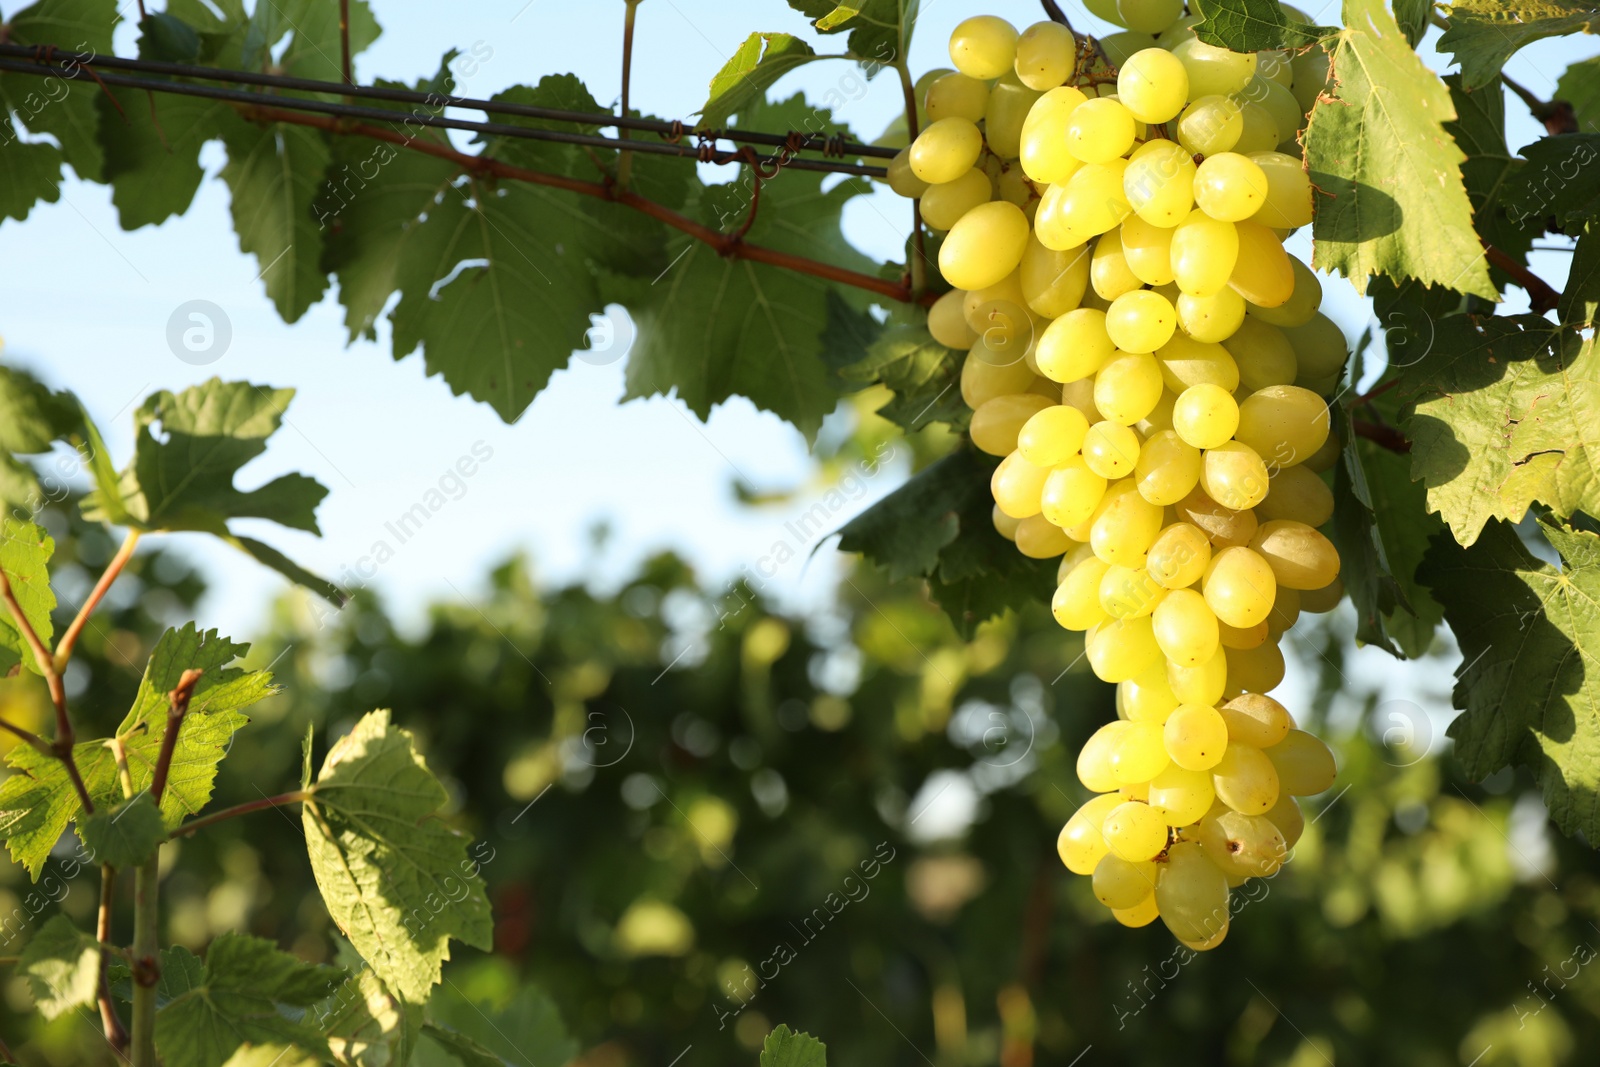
xmin=1290 ymin=47 xmax=1330 ymax=115
xmin=1091 ymin=229 xmax=1145 ymax=301
xmin=1105 ymin=290 xmax=1177 ymax=354
xmin=1179 ymin=488 xmax=1259 ymax=550
xmin=1155 ymin=333 xmax=1240 ymax=393
xmin=1202 ymin=545 xmax=1276 ymax=628
xmin=1257 ymin=464 xmax=1334 ymax=527
xmin=1172 ymin=37 xmax=1258 ymax=98
xmin=1172 ymin=383 xmax=1240 ymax=450
xmin=924 ymin=72 xmax=990 ymax=123
xmin=1034 ymin=161 xmax=1132 ymax=249
xmin=1020 ymin=86 xmax=1090 ymax=184
xmin=920 ymin=168 xmax=993 ymax=230
xmin=1101 ymin=563 xmax=1167 ymax=619
xmin=1152 ymin=586 xmax=1220 ymax=668
xmin=1148 ymin=764 xmax=1214 ymax=825
xmin=1266 ymin=730 xmax=1337 ymax=795
xmin=993 ymin=504 xmax=1022 ymax=541
xmin=1036 ymin=308 xmax=1114 ymax=383
xmin=1066 ymin=98 xmax=1138 ymax=165
xmin=1088 ymin=615 xmax=1165 ymax=682
xmin=909 ymin=117 xmax=983 ymax=184
xmin=1282 ymin=312 xmax=1349 ymax=386
xmin=1177 ymin=94 xmax=1243 ymax=155
xmin=1094 ymin=853 xmax=1159 ymax=908
xmin=964 ymin=269 xmax=1031 ymax=330
xmin=1103 ymin=800 xmax=1171 ymax=862
xmin=991 ymin=449 xmax=1051 ymax=518
xmin=1220 ymin=693 xmax=1292 ymax=748
xmin=1299 ymin=575 xmax=1343 ymax=614
xmin=1090 ymin=481 xmax=1164 ymax=566
xmin=1054 ymin=552 xmax=1112 ymax=630
xmin=1264 ymin=791 xmax=1305 ymax=849
xmin=1020 ymin=233 xmax=1092 ymax=318
xmin=949 ymin=15 xmax=1019 ymax=79
xmin=1146 ymin=522 xmax=1212 ymax=589
xmin=886 ymin=146 xmax=932 ymax=198
xmin=929 ymin=289 xmax=979 ymax=349
xmin=1249 ymin=519 xmax=1341 ymax=590
xmin=1218 ymin=617 xmax=1268 ymax=649
xmin=1120 ymin=215 xmax=1176 ymax=286
xmin=1137 ymin=388 xmax=1177 ymax=436
xmin=1112 ymin=721 xmax=1171 ymax=784
xmin=1018 ymin=404 xmax=1091 ymax=466
xmin=1082 ymin=420 xmax=1143 ymax=479
xmin=1169 ymin=645 xmax=1227 ymax=706
xmin=1095 ymin=352 xmax=1165 ymax=425
xmin=961 ymin=348 xmax=1035 ymax=408
xmin=1117 ymin=46 xmax=1190 ymax=123
xmin=1113 ymin=895 xmax=1162 ymax=927
xmin=1224 ymin=316 xmax=1298 ymax=392
xmin=1057 ymin=792 xmax=1124 ymax=873
xmin=1234 ymin=384 xmax=1330 ymax=465
xmin=1231 ymin=102 xmax=1279 ymax=155
xmin=1249 ymin=151 xmax=1314 ymax=228
xmin=1162 ymin=702 xmax=1228 ymax=771
xmin=986 ymin=73 xmax=1044 ymax=158
xmin=1256 ymin=49 xmax=1294 ymax=87
xmin=1223 ymin=640 xmax=1285 ymax=697
xmin=1250 ymin=234 xmax=1314 ymax=314
xmin=1015 ymin=514 xmax=1076 ymax=559
xmin=1117 ymin=0 xmax=1184 ymax=35
xmin=1201 ymin=440 xmax=1270 ymax=512
xmin=941 ymin=201 xmax=1031 ymax=291
xmin=1196 ymin=808 xmax=1287 ymax=879
xmin=1078 ymin=721 xmax=1131 ymax=791
xmin=1171 ymin=210 xmax=1239 ymax=297
xmin=1122 ymin=664 xmax=1181 ymax=722
xmin=1211 ymin=742 xmax=1279 ymax=814
xmin=1124 ymin=139 xmax=1197 ymax=227
xmin=1134 ymin=430 xmax=1202 ymax=507
xmin=970 ymin=393 xmax=1055 ymax=456
xmin=1179 ymin=924 xmax=1230 ymax=951
xmin=998 ymin=167 xmax=1040 ymax=220
xmin=1155 ymin=841 xmax=1230 ymax=944
xmin=1119 ymin=780 xmax=1150 ymax=802
xmin=1192 ymin=152 xmax=1267 ymax=222
xmin=1245 ymin=74 xmax=1304 ymax=149
xmin=1177 ymin=288 xmax=1247 ymax=343
xmin=1266 ymin=585 xmax=1300 ymax=636
xmin=1155 ymin=14 xmax=1201 ymax=49
xmin=1015 ymin=20 xmax=1077 ymax=90
xmin=1227 ymin=220 xmax=1295 ymax=307
xmin=1302 ymin=424 xmax=1341 ymax=473
xmin=1041 ymin=456 xmax=1109 ymax=530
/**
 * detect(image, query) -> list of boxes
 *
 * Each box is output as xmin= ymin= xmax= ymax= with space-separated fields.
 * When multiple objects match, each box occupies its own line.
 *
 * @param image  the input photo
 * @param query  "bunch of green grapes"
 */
xmin=886 ymin=2 xmax=1345 ymax=951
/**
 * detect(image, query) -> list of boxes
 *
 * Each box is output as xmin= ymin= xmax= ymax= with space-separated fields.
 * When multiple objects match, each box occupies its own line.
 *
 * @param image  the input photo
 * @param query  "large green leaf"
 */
xmin=1190 ymin=0 xmax=1335 ymax=50
xmin=320 ymin=966 xmax=423 ymax=1067
xmin=78 ymin=793 xmax=165 ymax=868
xmin=0 ymin=517 xmax=56 ymax=677
xmin=1501 ymin=133 xmax=1600 ymax=231
xmin=2 ymin=0 xmax=120 ymax=181
xmin=100 ymin=90 xmax=245 ymax=229
xmin=826 ymin=298 xmax=966 ymax=432
xmin=788 ymin=0 xmax=918 ymax=70
xmin=0 ymin=119 xmax=62 ymax=222
xmin=17 ymin=915 xmax=99 ymax=1021
xmin=1562 ymin=224 xmax=1600 ymax=327
xmin=1422 ymin=522 xmax=1600 ymax=839
xmin=1444 ymin=77 xmax=1533 ymax=287
xmin=416 ymin=987 xmax=577 ymax=1067
xmin=1556 ymin=56 xmax=1600 ymax=134
xmin=761 ymin=1024 xmax=828 ymax=1067
xmin=1440 ymin=1 xmax=1599 ymax=90
xmin=219 ymin=120 xmax=332 ymax=322
xmin=1400 ymin=314 xmax=1600 ymax=546
xmin=302 ymin=709 xmax=493 ymax=1004
xmin=155 ymin=934 xmax=343 ymax=1067
xmin=700 ymin=33 xmax=821 ymax=129
xmin=1304 ymin=0 xmax=1495 ymax=300
xmin=279 ymin=0 xmax=380 ymax=83
xmin=0 ymin=364 xmax=80 ymax=453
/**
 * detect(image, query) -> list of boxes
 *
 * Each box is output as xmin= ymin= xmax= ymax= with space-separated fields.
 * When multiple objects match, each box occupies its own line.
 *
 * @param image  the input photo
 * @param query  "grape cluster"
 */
xmin=886 ymin=4 xmax=1344 ymax=950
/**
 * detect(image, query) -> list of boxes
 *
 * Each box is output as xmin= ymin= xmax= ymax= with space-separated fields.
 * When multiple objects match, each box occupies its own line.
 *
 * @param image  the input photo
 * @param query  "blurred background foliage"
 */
xmin=3 ymin=486 xmax=1598 ymax=1067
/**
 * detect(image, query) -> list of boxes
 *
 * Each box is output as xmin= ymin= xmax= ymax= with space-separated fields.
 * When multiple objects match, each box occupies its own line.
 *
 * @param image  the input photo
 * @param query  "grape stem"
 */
xmin=894 ymin=55 xmax=928 ymax=296
xmin=1351 ymin=418 xmax=1410 ymax=453
xmin=0 ymin=567 xmax=93 ymax=814
xmin=617 ymin=0 xmax=642 ymax=189
xmin=238 ymin=103 xmax=933 ymax=306
xmin=1040 ymin=0 xmax=1115 ymax=77
xmin=1484 ymin=244 xmax=1560 ymax=314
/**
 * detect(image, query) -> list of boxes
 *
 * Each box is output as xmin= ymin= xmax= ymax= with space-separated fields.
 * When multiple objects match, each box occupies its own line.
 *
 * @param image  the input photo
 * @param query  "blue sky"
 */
xmin=0 ymin=1 xmax=1592 ymax=757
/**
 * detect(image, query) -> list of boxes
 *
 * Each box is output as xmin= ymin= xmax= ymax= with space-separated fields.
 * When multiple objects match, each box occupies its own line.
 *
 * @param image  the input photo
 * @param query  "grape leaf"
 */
xmin=828 ymin=301 xmax=966 ymax=432
xmin=319 ymin=966 xmax=423 ymax=1067
xmin=99 ymin=90 xmax=245 ymax=230
xmin=700 ymin=33 xmax=820 ymax=129
xmin=78 ymin=793 xmax=165 ymax=868
xmin=1440 ymin=0 xmax=1600 ymax=91
xmin=1190 ymin=0 xmax=1335 ymax=51
xmin=1392 ymin=0 xmax=1433 ymax=46
xmin=219 ymin=120 xmax=332 ymax=323
xmin=416 ymin=987 xmax=577 ymax=1067
xmin=0 ymin=517 xmax=56 ymax=677
xmin=222 ymin=1047 xmax=321 ymax=1067
xmin=1400 ymin=314 xmax=1600 ymax=546
xmin=155 ymin=934 xmax=343 ymax=1067
xmin=17 ymin=915 xmax=99 ymax=1021
xmin=0 ymin=121 xmax=62 ymax=222
xmin=1333 ymin=431 xmax=1406 ymax=657
xmin=1304 ymin=0 xmax=1495 ymax=300
xmin=1422 ymin=521 xmax=1600 ymax=839
xmin=761 ymin=1024 xmax=828 ymax=1067
xmin=302 ymin=709 xmax=493 ymax=1004
xmin=2 ymin=0 xmax=120 ymax=181
xmin=1556 ymin=56 xmax=1600 ymax=134
xmin=1444 ymin=76 xmax=1533 ymax=286
xmin=1564 ymin=228 xmax=1600 ymax=329
xmin=279 ymin=0 xmax=380 ymax=84
xmin=788 ymin=0 xmax=918 ymax=71
xmin=0 ymin=364 xmax=80 ymax=453
xmin=1501 ymin=133 xmax=1600 ymax=231
xmin=138 ymin=12 xmax=203 ymax=63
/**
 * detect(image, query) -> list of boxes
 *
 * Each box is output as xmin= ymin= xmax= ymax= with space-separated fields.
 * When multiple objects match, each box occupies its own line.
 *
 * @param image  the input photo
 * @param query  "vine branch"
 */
xmin=894 ymin=55 xmax=928 ymax=296
xmin=54 ymin=529 xmax=140 ymax=672
xmin=617 ymin=0 xmax=641 ymax=188
xmin=1352 ymin=418 xmax=1411 ymax=453
xmin=1485 ymin=244 xmax=1561 ymax=314
xmin=149 ymin=668 xmax=203 ymax=805
xmin=98 ymin=865 xmax=130 ymax=1059
xmin=0 ymin=567 xmax=92 ymax=813
xmin=170 ymin=790 xmax=311 ymax=839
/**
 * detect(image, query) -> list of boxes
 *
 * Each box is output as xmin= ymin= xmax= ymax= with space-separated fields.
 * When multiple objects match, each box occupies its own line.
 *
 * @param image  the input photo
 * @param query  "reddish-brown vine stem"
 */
xmin=243 ymin=104 xmax=930 ymax=306
xmin=1352 ymin=418 xmax=1411 ymax=453
xmin=1485 ymin=244 xmax=1561 ymax=313
xmin=98 ymin=866 xmax=130 ymax=1059
xmin=149 ymin=668 xmax=204 ymax=805
xmin=54 ymin=529 xmax=139 ymax=672
xmin=170 ymin=790 xmax=312 ymax=838
xmin=0 ymin=567 xmax=92 ymax=812
xmin=338 ymin=0 xmax=352 ymax=87
xmin=1349 ymin=377 xmax=1402 ymax=408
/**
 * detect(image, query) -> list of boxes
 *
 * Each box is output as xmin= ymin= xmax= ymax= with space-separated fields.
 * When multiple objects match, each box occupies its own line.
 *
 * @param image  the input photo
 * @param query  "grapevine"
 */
xmin=890 ymin=2 xmax=1341 ymax=950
